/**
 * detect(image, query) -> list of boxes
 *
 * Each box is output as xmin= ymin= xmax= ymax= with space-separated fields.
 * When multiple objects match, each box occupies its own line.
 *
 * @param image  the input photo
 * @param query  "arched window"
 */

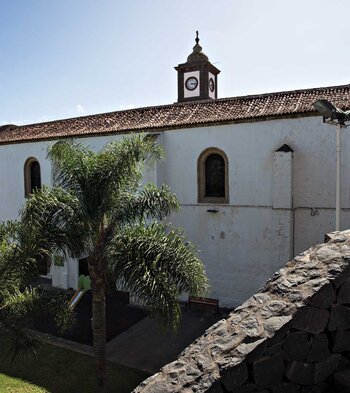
xmin=197 ymin=148 xmax=229 ymax=203
xmin=24 ymin=158 xmax=41 ymax=197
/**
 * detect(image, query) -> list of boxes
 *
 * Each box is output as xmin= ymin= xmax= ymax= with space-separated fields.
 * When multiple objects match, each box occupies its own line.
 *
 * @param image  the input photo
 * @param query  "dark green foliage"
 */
xmin=0 ymin=220 xmax=74 ymax=360
xmin=109 ymin=223 xmax=208 ymax=330
xmin=21 ymin=186 xmax=92 ymax=258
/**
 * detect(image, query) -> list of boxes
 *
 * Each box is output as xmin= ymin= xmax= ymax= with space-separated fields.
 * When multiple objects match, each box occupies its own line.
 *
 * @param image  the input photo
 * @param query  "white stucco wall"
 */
xmin=0 ymin=141 xmax=54 ymax=220
xmin=0 ymin=115 xmax=349 ymax=306
xmin=158 ymin=116 xmax=350 ymax=306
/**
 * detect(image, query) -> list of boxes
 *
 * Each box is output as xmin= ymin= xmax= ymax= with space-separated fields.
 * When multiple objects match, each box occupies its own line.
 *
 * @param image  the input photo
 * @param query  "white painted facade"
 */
xmin=0 ymin=115 xmax=349 ymax=307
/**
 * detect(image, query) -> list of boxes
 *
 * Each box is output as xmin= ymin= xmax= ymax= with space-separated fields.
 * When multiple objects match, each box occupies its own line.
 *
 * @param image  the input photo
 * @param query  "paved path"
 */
xmin=106 ymin=310 xmax=222 ymax=374
xmin=34 ymin=307 xmax=226 ymax=375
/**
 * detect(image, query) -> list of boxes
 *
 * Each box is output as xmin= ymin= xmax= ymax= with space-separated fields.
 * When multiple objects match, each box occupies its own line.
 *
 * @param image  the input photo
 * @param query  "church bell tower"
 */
xmin=175 ymin=32 xmax=220 ymax=103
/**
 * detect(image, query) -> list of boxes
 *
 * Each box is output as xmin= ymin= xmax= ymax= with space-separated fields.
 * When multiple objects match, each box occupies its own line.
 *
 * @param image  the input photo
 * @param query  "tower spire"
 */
xmin=195 ymin=30 xmax=199 ymax=45
xmin=174 ymin=33 xmax=220 ymax=102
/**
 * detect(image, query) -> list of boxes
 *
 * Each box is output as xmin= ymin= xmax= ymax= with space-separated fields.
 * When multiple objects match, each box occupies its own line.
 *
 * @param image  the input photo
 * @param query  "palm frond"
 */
xmin=0 ymin=221 xmax=21 ymax=243
xmin=48 ymin=135 xmax=164 ymax=224
xmin=107 ymin=223 xmax=209 ymax=330
xmin=0 ymin=287 xmax=40 ymax=317
xmin=0 ymin=286 xmax=74 ymax=361
xmin=111 ymin=184 xmax=180 ymax=226
xmin=0 ymin=227 xmax=39 ymax=288
xmin=20 ymin=186 xmax=92 ymax=258
xmin=0 ymin=322 xmax=39 ymax=362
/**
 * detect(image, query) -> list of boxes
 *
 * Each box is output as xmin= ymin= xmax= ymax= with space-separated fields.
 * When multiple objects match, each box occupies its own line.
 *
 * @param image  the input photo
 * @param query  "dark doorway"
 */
xmin=79 ymin=257 xmax=89 ymax=276
xmin=38 ymin=254 xmax=51 ymax=276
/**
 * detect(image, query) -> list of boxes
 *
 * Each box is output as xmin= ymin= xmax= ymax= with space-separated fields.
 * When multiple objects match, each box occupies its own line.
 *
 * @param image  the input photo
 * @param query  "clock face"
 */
xmin=209 ymin=77 xmax=215 ymax=93
xmin=185 ymin=77 xmax=198 ymax=91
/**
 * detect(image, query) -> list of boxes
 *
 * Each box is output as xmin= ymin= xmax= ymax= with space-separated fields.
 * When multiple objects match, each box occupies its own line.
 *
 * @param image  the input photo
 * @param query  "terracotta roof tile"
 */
xmin=1 ymin=84 xmax=350 ymax=144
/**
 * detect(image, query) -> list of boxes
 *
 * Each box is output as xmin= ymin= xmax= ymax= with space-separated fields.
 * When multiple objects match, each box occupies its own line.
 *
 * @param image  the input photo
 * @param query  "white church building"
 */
xmin=1 ymin=35 xmax=350 ymax=307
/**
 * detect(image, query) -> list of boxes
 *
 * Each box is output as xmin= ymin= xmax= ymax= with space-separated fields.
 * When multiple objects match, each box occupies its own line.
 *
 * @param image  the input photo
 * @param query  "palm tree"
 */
xmin=21 ymin=134 xmax=208 ymax=388
xmin=0 ymin=220 xmax=74 ymax=361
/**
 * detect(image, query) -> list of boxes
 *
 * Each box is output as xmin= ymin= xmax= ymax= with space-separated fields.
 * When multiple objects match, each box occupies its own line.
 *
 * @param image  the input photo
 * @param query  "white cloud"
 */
xmin=76 ymin=104 xmax=86 ymax=115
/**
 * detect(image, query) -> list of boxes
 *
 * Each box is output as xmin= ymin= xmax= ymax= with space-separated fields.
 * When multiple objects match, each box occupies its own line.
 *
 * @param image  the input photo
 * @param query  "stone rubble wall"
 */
xmin=133 ymin=230 xmax=350 ymax=393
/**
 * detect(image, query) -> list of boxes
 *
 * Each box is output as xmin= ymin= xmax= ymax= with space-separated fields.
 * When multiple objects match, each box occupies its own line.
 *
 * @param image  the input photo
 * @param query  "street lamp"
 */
xmin=313 ymin=100 xmax=350 ymax=231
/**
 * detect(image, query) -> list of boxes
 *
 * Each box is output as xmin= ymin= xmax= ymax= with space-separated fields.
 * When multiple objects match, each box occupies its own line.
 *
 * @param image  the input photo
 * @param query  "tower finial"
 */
xmin=195 ymin=30 xmax=199 ymax=45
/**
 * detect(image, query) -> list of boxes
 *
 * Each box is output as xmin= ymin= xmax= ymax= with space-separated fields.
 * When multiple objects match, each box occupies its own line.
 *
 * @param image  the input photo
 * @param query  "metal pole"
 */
xmin=336 ymin=123 xmax=341 ymax=231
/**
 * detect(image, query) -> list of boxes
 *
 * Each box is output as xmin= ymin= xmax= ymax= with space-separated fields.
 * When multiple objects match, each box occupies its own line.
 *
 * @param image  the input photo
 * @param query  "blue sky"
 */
xmin=1 ymin=0 xmax=349 ymax=125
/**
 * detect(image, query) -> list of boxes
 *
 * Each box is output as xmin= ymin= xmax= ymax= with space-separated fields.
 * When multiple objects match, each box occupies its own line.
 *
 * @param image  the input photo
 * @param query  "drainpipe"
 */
xmin=336 ymin=123 xmax=341 ymax=231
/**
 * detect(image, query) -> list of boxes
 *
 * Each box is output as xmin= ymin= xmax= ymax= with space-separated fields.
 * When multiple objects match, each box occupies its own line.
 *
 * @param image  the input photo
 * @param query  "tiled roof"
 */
xmin=1 ymin=84 xmax=350 ymax=144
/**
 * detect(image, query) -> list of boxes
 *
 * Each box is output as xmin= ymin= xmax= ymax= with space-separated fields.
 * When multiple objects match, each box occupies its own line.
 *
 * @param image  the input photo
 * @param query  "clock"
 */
xmin=185 ymin=76 xmax=198 ymax=91
xmin=209 ymin=77 xmax=215 ymax=93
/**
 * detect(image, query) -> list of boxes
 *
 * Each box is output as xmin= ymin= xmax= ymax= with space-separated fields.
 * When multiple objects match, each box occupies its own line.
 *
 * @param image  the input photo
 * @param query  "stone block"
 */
xmin=220 ymin=362 xmax=248 ymax=391
xmin=308 ymin=284 xmax=336 ymax=309
xmin=337 ymin=278 xmax=350 ymax=304
xmin=206 ymin=380 xmax=225 ymax=393
xmin=331 ymin=264 xmax=350 ymax=289
xmin=287 ymin=289 xmax=303 ymax=303
xmin=283 ymin=331 xmax=309 ymax=361
xmin=314 ymin=354 xmax=341 ymax=384
xmin=232 ymin=384 xmax=255 ymax=393
xmin=334 ymin=368 xmax=350 ymax=391
xmin=307 ymin=334 xmax=330 ymax=362
xmin=252 ymin=354 xmax=284 ymax=389
xmin=264 ymin=341 xmax=283 ymax=356
xmin=285 ymin=361 xmax=314 ymax=386
xmin=324 ymin=232 xmax=348 ymax=243
xmin=271 ymin=382 xmax=300 ymax=393
xmin=266 ymin=320 xmax=291 ymax=346
xmin=332 ymin=330 xmax=350 ymax=352
xmin=300 ymin=387 xmax=313 ymax=393
xmin=261 ymin=299 xmax=294 ymax=316
xmin=236 ymin=338 xmax=266 ymax=363
xmin=265 ymin=317 xmax=292 ymax=337
xmin=338 ymin=356 xmax=350 ymax=370
xmin=315 ymin=244 xmax=341 ymax=261
xmin=292 ymin=306 xmax=329 ymax=334
xmin=134 ymin=380 xmax=176 ymax=393
xmin=308 ymin=383 xmax=330 ymax=393
xmin=248 ymin=345 xmax=269 ymax=365
xmin=328 ymin=304 xmax=350 ymax=331
xmin=240 ymin=315 xmax=266 ymax=338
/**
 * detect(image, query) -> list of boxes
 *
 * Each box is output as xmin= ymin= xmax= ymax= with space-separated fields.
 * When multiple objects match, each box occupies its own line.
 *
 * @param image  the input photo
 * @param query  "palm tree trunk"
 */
xmin=91 ymin=284 xmax=106 ymax=388
xmin=89 ymin=253 xmax=107 ymax=390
